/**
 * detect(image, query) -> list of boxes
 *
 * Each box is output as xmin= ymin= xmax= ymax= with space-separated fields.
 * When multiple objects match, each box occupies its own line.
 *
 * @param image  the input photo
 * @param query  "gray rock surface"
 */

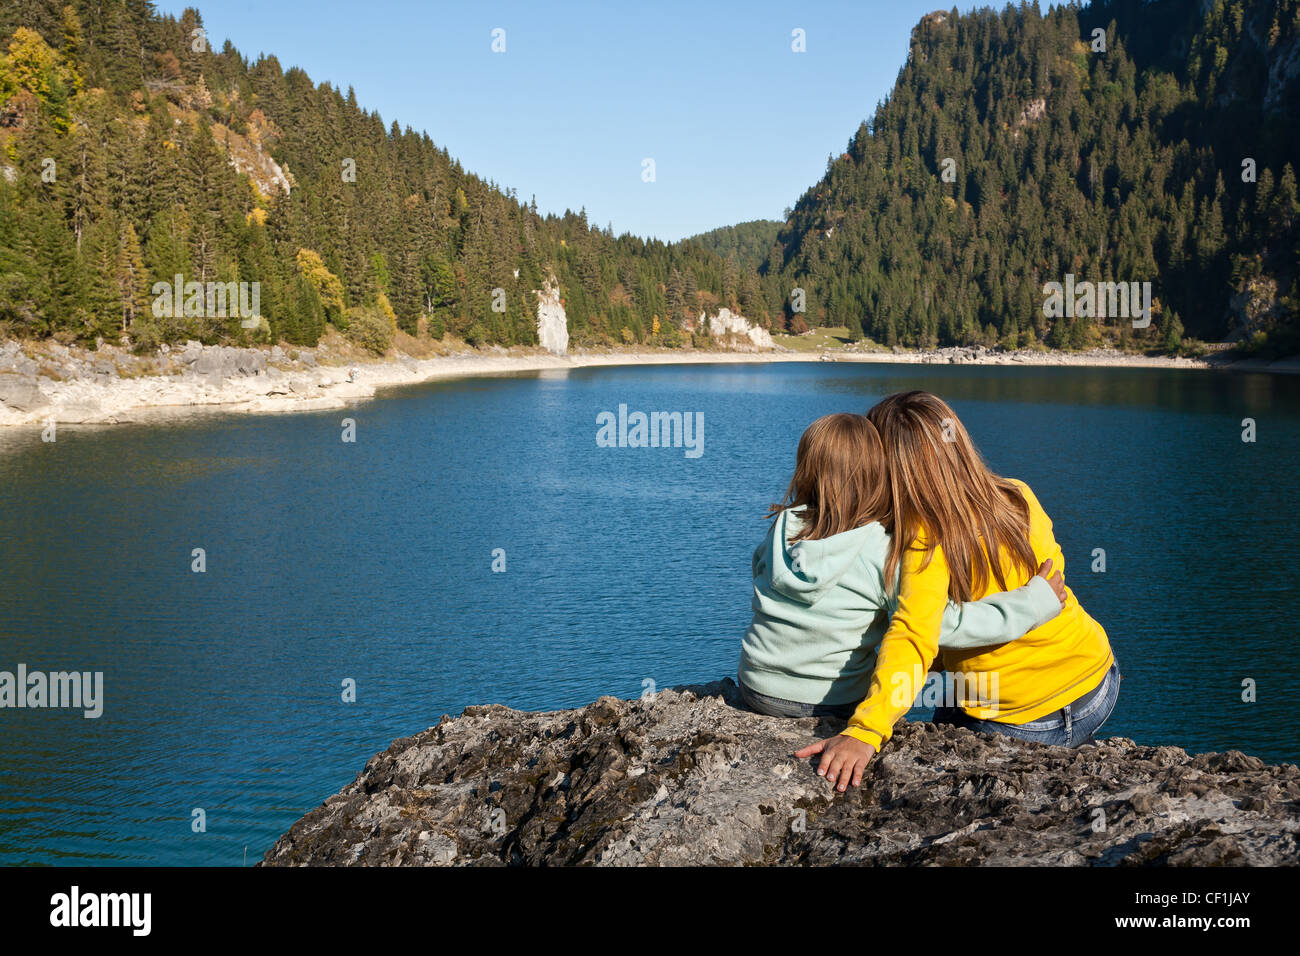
xmin=535 ymin=275 xmax=568 ymax=356
xmin=261 ymin=679 xmax=1300 ymax=867
xmin=193 ymin=346 xmax=266 ymax=379
xmin=53 ymin=400 xmax=103 ymax=423
xmin=0 ymin=373 xmax=46 ymax=411
xmin=0 ymin=348 xmax=38 ymax=377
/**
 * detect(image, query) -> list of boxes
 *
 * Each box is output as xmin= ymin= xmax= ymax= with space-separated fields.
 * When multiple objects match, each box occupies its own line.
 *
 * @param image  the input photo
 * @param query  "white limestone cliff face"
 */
xmin=536 ymin=277 xmax=568 ymax=356
xmin=703 ymin=308 xmax=774 ymax=349
xmin=212 ymin=124 xmax=291 ymax=197
xmin=228 ymin=145 xmax=291 ymax=196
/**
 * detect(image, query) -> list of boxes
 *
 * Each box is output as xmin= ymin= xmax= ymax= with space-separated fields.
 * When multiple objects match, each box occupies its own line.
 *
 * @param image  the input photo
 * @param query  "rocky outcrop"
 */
xmin=1228 ymin=274 xmax=1285 ymax=339
xmin=0 ymin=373 xmax=47 ymax=412
xmin=704 ymin=308 xmax=774 ymax=349
xmin=535 ymin=276 xmax=568 ymax=356
xmin=0 ymin=339 xmax=365 ymax=425
xmin=213 ymin=118 xmax=292 ymax=197
xmin=0 ymin=343 xmax=48 ymax=414
xmin=817 ymin=343 xmax=1217 ymax=370
xmin=261 ymin=679 xmax=1300 ymax=866
xmin=181 ymin=343 xmax=268 ymax=380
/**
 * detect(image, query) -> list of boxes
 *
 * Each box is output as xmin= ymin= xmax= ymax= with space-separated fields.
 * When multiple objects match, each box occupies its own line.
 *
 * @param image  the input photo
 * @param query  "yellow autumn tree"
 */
xmin=295 ymin=249 xmax=345 ymax=322
xmin=1 ymin=27 xmax=82 ymax=132
xmin=375 ymin=291 xmax=398 ymax=331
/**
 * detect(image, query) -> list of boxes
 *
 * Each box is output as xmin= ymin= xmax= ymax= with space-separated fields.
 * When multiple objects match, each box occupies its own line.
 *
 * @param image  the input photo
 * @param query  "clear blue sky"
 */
xmin=157 ymin=0 xmax=985 ymax=242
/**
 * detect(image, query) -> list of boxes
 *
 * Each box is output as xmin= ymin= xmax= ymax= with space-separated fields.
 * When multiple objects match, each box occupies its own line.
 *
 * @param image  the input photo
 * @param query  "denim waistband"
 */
xmin=1070 ymin=661 xmax=1118 ymax=711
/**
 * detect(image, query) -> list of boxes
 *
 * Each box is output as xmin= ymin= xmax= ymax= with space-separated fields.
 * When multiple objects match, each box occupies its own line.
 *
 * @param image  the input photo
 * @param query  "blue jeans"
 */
xmin=934 ymin=661 xmax=1121 ymax=747
xmin=738 ymin=679 xmax=857 ymax=719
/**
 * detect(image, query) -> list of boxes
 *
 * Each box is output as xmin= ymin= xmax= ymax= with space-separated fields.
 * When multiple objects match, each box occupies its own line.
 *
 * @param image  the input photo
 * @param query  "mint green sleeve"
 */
xmin=935 ymin=575 xmax=1061 ymax=650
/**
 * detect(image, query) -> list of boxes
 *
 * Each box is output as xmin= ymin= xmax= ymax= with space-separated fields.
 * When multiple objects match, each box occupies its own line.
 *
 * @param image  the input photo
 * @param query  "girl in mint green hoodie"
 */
xmin=738 ymin=413 xmax=1064 ymax=718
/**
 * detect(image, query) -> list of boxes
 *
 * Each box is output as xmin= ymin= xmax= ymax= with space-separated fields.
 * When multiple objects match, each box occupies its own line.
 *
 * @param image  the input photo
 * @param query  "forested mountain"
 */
xmin=0 ymin=1 xmax=772 ymax=351
xmin=3 ymin=1 xmax=1298 ymax=356
xmin=763 ymin=0 xmax=1300 ymax=354
xmin=686 ymin=220 xmax=782 ymax=273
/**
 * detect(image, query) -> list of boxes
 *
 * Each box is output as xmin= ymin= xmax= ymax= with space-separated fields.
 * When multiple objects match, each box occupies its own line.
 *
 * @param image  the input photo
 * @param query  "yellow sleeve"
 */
xmin=842 ymin=539 xmax=950 ymax=748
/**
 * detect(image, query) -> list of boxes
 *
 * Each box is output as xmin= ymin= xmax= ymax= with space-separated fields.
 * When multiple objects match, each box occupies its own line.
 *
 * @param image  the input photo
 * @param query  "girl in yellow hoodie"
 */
xmin=797 ymin=391 xmax=1120 ymax=792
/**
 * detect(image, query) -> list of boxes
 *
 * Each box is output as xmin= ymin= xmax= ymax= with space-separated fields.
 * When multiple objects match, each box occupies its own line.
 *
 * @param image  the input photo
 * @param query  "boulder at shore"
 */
xmin=261 ymin=679 xmax=1299 ymax=866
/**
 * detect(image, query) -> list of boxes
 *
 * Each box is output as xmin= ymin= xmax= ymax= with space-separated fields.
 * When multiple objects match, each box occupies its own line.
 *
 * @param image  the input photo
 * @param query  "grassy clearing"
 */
xmin=770 ymin=326 xmax=854 ymax=351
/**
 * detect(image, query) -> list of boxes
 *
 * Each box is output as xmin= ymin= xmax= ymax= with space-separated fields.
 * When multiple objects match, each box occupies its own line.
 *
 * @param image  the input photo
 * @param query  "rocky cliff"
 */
xmin=261 ymin=680 xmax=1300 ymax=866
xmin=535 ymin=277 xmax=569 ymax=356
xmin=704 ymin=308 xmax=774 ymax=349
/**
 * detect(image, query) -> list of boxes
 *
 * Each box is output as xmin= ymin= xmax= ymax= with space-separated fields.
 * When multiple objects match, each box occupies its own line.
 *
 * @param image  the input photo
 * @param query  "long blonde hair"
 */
xmin=867 ymin=391 xmax=1035 ymax=602
xmin=769 ymin=413 xmax=890 ymax=542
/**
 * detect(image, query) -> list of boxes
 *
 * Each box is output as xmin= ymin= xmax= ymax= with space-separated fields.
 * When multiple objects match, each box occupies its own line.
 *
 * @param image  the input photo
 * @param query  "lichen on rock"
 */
xmin=261 ymin=680 xmax=1300 ymax=866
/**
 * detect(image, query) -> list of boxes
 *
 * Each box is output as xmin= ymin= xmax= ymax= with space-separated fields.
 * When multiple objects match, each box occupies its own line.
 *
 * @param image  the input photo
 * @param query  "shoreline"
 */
xmin=0 ymin=338 xmax=1294 ymax=429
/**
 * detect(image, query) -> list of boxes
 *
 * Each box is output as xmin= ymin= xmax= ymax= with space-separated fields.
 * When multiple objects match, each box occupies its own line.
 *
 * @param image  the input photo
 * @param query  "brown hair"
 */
xmin=768 ymin=413 xmax=890 ymax=542
xmin=866 ymin=391 xmax=1036 ymax=602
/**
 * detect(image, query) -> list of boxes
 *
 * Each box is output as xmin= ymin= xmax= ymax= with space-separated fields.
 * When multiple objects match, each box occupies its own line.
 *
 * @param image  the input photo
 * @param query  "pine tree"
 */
xmin=115 ymin=220 xmax=149 ymax=334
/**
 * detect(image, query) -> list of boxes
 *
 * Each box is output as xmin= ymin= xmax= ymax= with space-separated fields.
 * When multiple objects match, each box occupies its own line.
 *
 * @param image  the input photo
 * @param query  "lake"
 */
xmin=1 ymin=360 xmax=1297 ymax=865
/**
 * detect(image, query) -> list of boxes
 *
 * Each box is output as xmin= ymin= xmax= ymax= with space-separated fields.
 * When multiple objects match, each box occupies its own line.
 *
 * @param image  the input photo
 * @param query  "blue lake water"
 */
xmin=1 ymin=360 xmax=1298 ymax=865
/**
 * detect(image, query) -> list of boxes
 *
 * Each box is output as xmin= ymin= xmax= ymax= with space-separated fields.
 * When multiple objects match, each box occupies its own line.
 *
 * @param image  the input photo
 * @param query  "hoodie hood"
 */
xmin=760 ymin=508 xmax=888 ymax=606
